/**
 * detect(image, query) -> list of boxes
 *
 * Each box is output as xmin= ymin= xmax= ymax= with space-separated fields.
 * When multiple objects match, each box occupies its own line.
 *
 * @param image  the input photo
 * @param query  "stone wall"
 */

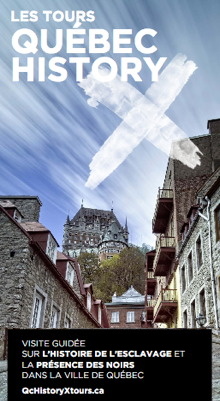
xmin=0 ymin=209 xmax=98 ymax=359
xmin=0 ymin=361 xmax=7 ymax=401
xmin=23 ymin=250 xmax=98 ymax=330
xmin=178 ymin=215 xmax=215 ymax=327
xmin=212 ymin=331 xmax=220 ymax=401
xmin=178 ymin=179 xmax=220 ymax=329
xmin=0 ymin=210 xmax=30 ymax=358
xmin=0 ymin=196 xmax=42 ymax=221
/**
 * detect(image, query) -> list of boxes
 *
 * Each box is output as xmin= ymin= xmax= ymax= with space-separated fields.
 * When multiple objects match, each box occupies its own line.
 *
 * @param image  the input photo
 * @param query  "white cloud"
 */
xmin=79 ymin=54 xmax=201 ymax=189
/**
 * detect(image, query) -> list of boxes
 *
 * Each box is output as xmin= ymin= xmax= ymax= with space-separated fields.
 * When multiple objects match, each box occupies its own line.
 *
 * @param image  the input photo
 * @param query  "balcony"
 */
xmin=152 ymin=188 xmax=173 ymax=233
xmin=146 ymin=299 xmax=156 ymax=321
xmin=145 ymin=250 xmax=155 ymax=271
xmin=153 ymin=289 xmax=178 ymax=323
xmin=153 ymin=236 xmax=175 ymax=276
xmin=146 ymin=271 xmax=157 ymax=295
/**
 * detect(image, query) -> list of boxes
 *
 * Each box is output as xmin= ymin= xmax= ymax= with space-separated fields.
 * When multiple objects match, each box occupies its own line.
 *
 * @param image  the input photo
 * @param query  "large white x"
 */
xmin=79 ymin=54 xmax=202 ymax=189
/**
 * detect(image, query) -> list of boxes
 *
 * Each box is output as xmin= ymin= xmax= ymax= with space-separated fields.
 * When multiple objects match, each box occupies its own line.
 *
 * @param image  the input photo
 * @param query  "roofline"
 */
xmin=207 ymin=118 xmax=220 ymax=128
xmin=196 ymin=167 xmax=220 ymax=197
xmin=0 ymin=195 xmax=42 ymax=206
xmin=20 ymin=225 xmax=59 ymax=247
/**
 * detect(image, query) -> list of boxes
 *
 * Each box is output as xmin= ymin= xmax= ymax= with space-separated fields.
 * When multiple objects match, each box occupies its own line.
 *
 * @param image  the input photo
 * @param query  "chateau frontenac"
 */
xmin=62 ymin=205 xmax=129 ymax=260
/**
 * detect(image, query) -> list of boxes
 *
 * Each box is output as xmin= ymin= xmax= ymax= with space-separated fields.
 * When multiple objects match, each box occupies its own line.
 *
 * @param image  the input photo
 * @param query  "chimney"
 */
xmin=207 ymin=119 xmax=220 ymax=172
xmin=207 ymin=118 xmax=220 ymax=135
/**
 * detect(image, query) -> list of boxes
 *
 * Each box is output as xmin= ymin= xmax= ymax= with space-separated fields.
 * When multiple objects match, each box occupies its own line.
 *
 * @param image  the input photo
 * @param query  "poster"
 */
xmin=1 ymin=0 xmax=220 ymax=400
xmin=1 ymin=0 xmax=219 ymax=245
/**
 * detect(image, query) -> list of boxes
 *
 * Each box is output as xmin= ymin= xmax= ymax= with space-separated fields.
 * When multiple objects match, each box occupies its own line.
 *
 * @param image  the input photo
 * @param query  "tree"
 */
xmin=77 ymin=246 xmax=149 ymax=302
xmin=112 ymin=246 xmax=146 ymax=295
xmin=77 ymin=252 xmax=100 ymax=283
xmin=138 ymin=243 xmax=153 ymax=255
xmin=90 ymin=246 xmax=146 ymax=302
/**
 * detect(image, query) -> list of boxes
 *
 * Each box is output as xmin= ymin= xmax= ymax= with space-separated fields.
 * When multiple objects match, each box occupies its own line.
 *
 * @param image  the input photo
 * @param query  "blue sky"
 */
xmin=1 ymin=0 xmax=220 ymax=247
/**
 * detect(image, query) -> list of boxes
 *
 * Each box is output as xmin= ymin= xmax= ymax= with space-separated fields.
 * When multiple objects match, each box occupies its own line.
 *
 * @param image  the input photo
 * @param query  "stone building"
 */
xmin=178 ymin=167 xmax=220 ymax=329
xmin=62 ymin=205 xmax=128 ymax=258
xmin=145 ymin=118 xmax=220 ymax=328
xmin=105 ymin=286 xmax=145 ymax=329
xmin=0 ymin=196 xmax=109 ymax=360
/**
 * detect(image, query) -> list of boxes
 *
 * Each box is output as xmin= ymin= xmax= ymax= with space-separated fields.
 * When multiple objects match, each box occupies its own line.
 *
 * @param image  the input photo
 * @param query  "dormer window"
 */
xmin=87 ymin=292 xmax=92 ymax=312
xmin=46 ymin=233 xmax=57 ymax=263
xmin=98 ymin=306 xmax=102 ymax=325
xmin=66 ymin=263 xmax=75 ymax=286
xmin=13 ymin=209 xmax=22 ymax=222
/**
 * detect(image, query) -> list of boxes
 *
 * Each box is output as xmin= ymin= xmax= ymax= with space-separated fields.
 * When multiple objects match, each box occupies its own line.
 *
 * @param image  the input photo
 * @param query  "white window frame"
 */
xmin=87 ymin=292 xmax=92 ymax=312
xmin=111 ymin=311 xmax=119 ymax=323
xmin=64 ymin=314 xmax=72 ymax=328
xmin=98 ymin=306 xmax=102 ymax=325
xmin=46 ymin=233 xmax=57 ymax=263
xmin=50 ymin=304 xmax=60 ymax=328
xmin=126 ymin=311 xmax=135 ymax=323
xmin=31 ymin=286 xmax=47 ymax=328
xmin=65 ymin=262 xmax=75 ymax=286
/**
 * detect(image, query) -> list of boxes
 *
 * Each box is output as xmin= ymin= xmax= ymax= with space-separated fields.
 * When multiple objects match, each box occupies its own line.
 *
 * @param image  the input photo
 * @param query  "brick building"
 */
xmin=62 ymin=205 xmax=128 ymax=258
xmin=0 ymin=196 xmax=109 ymax=360
xmin=105 ymin=286 xmax=145 ymax=329
xmin=145 ymin=118 xmax=220 ymax=328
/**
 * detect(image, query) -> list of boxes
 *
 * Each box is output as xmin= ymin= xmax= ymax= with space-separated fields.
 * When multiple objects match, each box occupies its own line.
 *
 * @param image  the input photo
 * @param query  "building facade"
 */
xmin=145 ymin=118 xmax=220 ymax=328
xmin=0 ymin=196 xmax=109 ymax=360
xmin=62 ymin=205 xmax=128 ymax=258
xmin=178 ymin=168 xmax=220 ymax=329
xmin=105 ymin=286 xmax=145 ymax=329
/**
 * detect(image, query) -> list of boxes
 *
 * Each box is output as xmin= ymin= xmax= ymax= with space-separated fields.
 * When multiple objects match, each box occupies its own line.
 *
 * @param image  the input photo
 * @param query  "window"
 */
xmin=126 ymin=311 xmax=135 ymax=323
xmin=187 ymin=252 xmax=193 ymax=283
xmin=65 ymin=263 xmax=75 ymax=286
xmin=87 ymin=292 xmax=92 ymax=312
xmin=31 ymin=291 xmax=45 ymax=328
xmin=181 ymin=265 xmax=186 ymax=293
xmin=199 ymin=288 xmax=206 ymax=319
xmin=64 ymin=316 xmax=71 ymax=328
xmin=183 ymin=310 xmax=188 ymax=328
xmin=214 ymin=204 xmax=220 ymax=242
xmin=13 ymin=210 xmax=22 ymax=222
xmin=191 ymin=300 xmax=196 ymax=328
xmin=98 ymin=306 xmax=102 ymax=325
xmin=196 ymin=236 xmax=203 ymax=269
xmin=111 ymin=311 xmax=119 ymax=323
xmin=50 ymin=305 xmax=60 ymax=328
xmin=46 ymin=234 xmax=57 ymax=263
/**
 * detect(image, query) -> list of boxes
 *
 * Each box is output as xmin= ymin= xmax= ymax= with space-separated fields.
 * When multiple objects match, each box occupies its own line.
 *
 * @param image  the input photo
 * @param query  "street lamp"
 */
xmin=195 ymin=313 xmax=206 ymax=327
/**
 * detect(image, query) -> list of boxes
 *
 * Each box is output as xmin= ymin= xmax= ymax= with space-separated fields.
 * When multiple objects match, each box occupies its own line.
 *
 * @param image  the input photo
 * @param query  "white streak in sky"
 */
xmin=79 ymin=54 xmax=202 ymax=189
